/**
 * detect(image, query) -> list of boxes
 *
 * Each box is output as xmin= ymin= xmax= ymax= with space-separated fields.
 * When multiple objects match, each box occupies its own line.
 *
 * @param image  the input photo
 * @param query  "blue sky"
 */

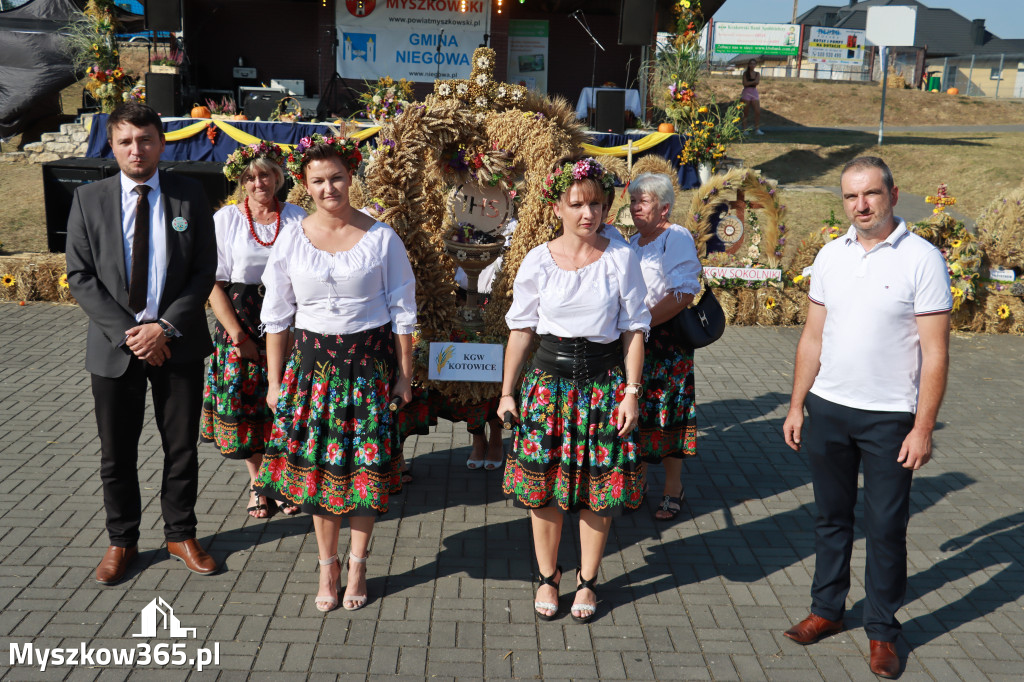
xmin=713 ymin=1 xmax=1024 ymax=40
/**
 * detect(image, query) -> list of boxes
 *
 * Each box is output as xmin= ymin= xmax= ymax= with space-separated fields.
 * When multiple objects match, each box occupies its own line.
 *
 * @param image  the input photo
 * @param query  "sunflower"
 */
xmin=997 ymin=304 xmax=1011 ymax=320
xmin=1 ymin=274 xmax=14 ymax=287
xmin=58 ymin=273 xmax=69 ymax=289
xmin=764 ymin=296 xmax=777 ymax=310
xmin=792 ymin=275 xmax=804 ymax=284
xmin=950 ymin=239 xmax=962 ymax=248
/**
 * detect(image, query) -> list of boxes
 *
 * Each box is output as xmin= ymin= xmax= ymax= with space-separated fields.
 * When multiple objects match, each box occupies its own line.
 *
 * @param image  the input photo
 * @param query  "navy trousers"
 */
xmin=804 ymin=392 xmax=916 ymax=642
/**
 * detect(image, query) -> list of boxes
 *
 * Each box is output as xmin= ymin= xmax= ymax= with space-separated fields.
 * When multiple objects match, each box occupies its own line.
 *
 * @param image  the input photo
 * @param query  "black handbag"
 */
xmin=671 ymin=277 xmax=726 ymax=349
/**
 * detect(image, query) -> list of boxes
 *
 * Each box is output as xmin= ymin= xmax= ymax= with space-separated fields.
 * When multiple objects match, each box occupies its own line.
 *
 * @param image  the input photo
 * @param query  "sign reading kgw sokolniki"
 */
xmin=429 ymin=342 xmax=503 ymax=382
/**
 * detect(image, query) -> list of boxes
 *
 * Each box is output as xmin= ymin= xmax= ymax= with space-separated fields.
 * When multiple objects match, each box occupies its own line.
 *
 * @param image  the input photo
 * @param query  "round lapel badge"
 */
xmin=171 ymin=216 xmax=189 ymax=232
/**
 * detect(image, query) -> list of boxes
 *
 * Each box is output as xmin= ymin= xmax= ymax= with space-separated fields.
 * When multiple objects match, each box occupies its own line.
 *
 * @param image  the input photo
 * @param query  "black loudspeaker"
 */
xmin=42 ymin=158 xmax=119 ymax=253
xmin=241 ymin=88 xmax=287 ymax=120
xmin=146 ymin=72 xmax=181 ymax=117
xmin=594 ymin=89 xmax=626 ymax=134
xmin=164 ymin=161 xmax=231 ymax=209
xmin=145 ymin=0 xmax=182 ymax=32
xmin=618 ymin=0 xmax=656 ymax=46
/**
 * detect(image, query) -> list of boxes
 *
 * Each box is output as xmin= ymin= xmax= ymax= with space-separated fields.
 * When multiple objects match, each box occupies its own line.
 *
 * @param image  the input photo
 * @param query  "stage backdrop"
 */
xmin=335 ymin=0 xmax=490 ymax=83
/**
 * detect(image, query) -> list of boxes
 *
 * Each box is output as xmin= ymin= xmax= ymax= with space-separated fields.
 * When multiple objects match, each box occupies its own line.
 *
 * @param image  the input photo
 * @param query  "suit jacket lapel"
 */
xmin=160 ymin=171 xmax=184 ymax=310
xmin=105 ymin=176 xmax=129 ymax=294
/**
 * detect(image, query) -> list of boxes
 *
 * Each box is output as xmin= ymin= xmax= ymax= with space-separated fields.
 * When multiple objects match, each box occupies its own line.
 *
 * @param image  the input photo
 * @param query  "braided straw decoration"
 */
xmin=361 ymin=94 xmax=586 ymax=401
xmin=684 ymin=167 xmax=787 ymax=268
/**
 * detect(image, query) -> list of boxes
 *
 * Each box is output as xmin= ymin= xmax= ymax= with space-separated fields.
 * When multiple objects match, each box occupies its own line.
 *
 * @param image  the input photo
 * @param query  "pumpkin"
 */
xmin=658 ymin=122 xmax=675 ymax=133
xmin=231 ymin=114 xmax=248 ymax=121
xmin=190 ymin=103 xmax=211 ymax=119
xmin=946 ymin=87 xmax=960 ymax=95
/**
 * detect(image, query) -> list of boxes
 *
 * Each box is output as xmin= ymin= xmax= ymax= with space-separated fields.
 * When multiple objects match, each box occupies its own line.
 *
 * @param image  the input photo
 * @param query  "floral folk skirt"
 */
xmin=637 ymin=323 xmax=698 ymax=463
xmin=502 ymin=365 xmax=646 ymax=516
xmin=253 ymin=325 xmax=402 ymax=517
xmin=200 ymin=283 xmax=273 ymax=460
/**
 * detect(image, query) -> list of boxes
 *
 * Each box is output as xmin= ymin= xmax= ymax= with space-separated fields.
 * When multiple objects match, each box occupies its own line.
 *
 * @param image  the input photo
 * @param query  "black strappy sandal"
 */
xmin=571 ymin=569 xmax=598 ymax=624
xmin=246 ymin=485 xmax=269 ymax=519
xmin=534 ymin=564 xmax=562 ymax=621
xmin=655 ymin=495 xmax=682 ymax=521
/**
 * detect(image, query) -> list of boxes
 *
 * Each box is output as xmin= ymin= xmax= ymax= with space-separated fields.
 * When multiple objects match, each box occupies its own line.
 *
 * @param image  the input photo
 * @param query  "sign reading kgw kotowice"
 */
xmin=428 ymin=342 xmax=502 ymax=382
xmin=713 ymin=22 xmax=800 ymax=57
xmin=336 ymin=1 xmax=490 ymax=82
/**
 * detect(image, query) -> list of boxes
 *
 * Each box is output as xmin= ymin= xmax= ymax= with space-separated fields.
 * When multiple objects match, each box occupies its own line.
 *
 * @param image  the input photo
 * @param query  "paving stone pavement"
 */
xmin=0 ymin=302 xmax=1022 ymax=681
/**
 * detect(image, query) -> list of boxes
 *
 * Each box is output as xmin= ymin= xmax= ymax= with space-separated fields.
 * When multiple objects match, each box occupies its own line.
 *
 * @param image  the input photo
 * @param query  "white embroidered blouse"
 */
xmin=260 ymin=222 xmax=417 ymax=336
xmin=505 ymin=238 xmax=650 ymax=343
xmin=214 ymin=202 xmax=307 ymax=285
xmin=627 ymin=223 xmax=702 ymax=310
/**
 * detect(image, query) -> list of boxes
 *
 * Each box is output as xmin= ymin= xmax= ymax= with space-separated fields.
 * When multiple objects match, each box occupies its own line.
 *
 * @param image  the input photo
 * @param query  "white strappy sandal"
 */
xmin=343 ymin=552 xmax=369 ymax=611
xmin=315 ymin=554 xmax=341 ymax=612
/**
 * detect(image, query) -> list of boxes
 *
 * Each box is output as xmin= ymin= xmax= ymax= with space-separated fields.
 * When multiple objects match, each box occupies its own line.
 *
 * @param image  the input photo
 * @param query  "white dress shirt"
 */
xmin=628 ymin=223 xmax=702 ymax=310
xmin=120 ymin=171 xmax=167 ymax=323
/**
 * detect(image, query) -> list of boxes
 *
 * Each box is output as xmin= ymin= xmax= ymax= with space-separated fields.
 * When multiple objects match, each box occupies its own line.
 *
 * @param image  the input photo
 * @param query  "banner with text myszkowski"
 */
xmin=336 ymin=1 xmax=491 ymax=83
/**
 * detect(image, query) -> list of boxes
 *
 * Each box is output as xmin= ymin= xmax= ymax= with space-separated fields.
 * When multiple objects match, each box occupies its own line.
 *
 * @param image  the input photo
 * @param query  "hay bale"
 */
xmin=0 ymin=254 xmax=74 ymax=303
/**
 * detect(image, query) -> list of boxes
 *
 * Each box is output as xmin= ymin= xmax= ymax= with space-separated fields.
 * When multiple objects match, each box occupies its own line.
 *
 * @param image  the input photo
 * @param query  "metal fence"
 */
xmin=929 ymin=54 xmax=1024 ymax=98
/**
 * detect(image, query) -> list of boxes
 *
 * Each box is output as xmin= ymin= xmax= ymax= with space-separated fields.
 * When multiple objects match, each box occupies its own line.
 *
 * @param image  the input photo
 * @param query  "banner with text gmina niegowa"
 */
xmin=336 ymin=1 xmax=491 ymax=83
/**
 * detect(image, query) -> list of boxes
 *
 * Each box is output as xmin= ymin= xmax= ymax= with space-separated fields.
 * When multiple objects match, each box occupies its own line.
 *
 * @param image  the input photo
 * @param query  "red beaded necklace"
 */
xmin=244 ymin=196 xmax=282 ymax=247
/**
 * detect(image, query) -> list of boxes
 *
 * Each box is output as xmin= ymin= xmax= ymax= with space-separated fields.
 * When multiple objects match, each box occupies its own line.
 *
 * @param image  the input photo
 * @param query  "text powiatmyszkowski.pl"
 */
xmin=9 ymin=642 xmax=220 ymax=672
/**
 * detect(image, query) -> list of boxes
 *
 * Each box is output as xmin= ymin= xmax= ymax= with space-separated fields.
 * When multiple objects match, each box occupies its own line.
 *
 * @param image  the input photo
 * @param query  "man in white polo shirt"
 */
xmin=781 ymin=157 xmax=952 ymax=679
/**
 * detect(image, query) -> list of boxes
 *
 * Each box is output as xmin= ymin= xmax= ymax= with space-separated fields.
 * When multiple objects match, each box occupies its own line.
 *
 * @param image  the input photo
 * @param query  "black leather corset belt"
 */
xmin=532 ymin=335 xmax=624 ymax=385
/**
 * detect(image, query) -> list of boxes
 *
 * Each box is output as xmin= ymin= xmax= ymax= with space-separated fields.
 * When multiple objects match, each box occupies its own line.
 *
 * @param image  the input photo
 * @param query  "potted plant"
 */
xmin=150 ymin=50 xmax=183 ymax=74
xmin=205 ymin=96 xmax=238 ymax=120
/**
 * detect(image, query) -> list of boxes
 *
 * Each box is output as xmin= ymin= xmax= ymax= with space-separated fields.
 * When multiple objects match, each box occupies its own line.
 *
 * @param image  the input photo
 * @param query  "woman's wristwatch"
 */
xmin=624 ymin=382 xmax=644 ymax=398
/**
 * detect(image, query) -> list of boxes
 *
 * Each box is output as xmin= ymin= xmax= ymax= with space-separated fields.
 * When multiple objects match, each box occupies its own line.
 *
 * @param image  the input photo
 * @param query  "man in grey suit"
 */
xmin=66 ymin=102 xmax=219 ymax=584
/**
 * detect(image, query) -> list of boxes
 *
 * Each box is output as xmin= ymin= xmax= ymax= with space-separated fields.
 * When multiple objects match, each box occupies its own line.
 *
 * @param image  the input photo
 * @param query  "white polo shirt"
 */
xmin=808 ymin=220 xmax=952 ymax=413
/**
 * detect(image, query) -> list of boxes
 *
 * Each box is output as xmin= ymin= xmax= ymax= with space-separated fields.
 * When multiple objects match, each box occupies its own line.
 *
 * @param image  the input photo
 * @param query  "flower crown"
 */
xmin=222 ymin=141 xmax=287 ymax=182
xmin=286 ymin=134 xmax=362 ymax=180
xmin=541 ymin=157 xmax=615 ymax=205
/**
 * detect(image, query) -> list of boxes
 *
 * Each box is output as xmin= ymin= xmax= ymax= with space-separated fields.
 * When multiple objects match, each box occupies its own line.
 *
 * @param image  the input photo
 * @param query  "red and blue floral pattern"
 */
xmin=637 ymin=323 xmax=698 ymax=462
xmin=502 ymin=367 xmax=646 ymax=516
xmin=201 ymin=284 xmax=273 ymax=459
xmin=254 ymin=325 xmax=401 ymax=516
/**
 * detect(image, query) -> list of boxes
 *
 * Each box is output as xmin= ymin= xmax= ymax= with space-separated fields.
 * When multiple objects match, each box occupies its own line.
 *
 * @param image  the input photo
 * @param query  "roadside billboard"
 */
xmin=807 ymin=26 xmax=866 ymax=67
xmin=336 ymin=0 xmax=490 ymax=83
xmin=713 ymin=22 xmax=799 ymax=56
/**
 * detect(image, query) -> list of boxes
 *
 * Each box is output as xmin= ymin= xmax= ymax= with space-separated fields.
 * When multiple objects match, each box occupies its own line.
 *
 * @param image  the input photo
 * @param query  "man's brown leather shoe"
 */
xmin=869 ymin=640 xmax=900 ymax=678
xmin=166 ymin=539 xmax=217 ymax=575
xmin=783 ymin=613 xmax=844 ymax=645
xmin=95 ymin=545 xmax=138 ymax=585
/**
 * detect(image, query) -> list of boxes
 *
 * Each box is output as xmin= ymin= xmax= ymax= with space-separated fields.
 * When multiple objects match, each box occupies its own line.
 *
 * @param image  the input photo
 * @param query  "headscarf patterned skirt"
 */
xmin=637 ymin=322 xmax=697 ymax=463
xmin=253 ymin=324 xmax=402 ymax=517
xmin=200 ymin=283 xmax=273 ymax=460
xmin=502 ymin=340 xmax=646 ymax=517
xmin=398 ymin=387 xmax=499 ymax=438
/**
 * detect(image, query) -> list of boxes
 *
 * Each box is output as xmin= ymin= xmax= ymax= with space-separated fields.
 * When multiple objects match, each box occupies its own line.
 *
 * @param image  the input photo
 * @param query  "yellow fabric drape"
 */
xmin=161 ymin=119 xmax=382 ymax=149
xmin=580 ymin=131 xmax=675 ymax=157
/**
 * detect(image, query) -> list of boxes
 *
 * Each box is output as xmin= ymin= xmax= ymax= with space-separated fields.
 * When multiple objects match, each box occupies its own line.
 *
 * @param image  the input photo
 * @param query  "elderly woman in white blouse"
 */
xmin=498 ymin=157 xmax=650 ymax=624
xmin=201 ymin=143 xmax=307 ymax=519
xmin=253 ymin=134 xmax=416 ymax=613
xmin=628 ymin=173 xmax=702 ymax=522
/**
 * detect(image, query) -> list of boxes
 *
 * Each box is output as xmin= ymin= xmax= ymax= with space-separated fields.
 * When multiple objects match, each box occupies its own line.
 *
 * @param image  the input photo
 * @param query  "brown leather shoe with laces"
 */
xmin=166 ymin=539 xmax=217 ymax=575
xmin=869 ymin=640 xmax=900 ymax=678
xmin=783 ymin=613 xmax=844 ymax=645
xmin=95 ymin=545 xmax=138 ymax=585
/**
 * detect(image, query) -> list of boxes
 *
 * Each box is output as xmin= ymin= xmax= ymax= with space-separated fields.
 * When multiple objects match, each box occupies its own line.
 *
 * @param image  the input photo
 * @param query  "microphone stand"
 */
xmin=571 ymin=10 xmax=605 ymax=128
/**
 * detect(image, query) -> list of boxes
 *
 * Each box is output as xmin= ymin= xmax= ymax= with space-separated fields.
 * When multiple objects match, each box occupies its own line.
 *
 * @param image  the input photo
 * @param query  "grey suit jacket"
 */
xmin=65 ymin=170 xmax=217 ymax=378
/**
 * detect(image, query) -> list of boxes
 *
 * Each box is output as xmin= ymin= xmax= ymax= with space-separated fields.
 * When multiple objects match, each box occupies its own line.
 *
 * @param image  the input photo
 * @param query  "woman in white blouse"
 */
xmin=628 ymin=173 xmax=702 ymax=522
xmin=497 ymin=157 xmax=650 ymax=624
xmin=201 ymin=143 xmax=307 ymax=519
xmin=253 ymin=135 xmax=416 ymax=612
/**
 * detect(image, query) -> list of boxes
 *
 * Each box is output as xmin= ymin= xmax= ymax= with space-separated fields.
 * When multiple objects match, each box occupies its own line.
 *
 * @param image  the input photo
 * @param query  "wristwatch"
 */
xmin=156 ymin=319 xmax=175 ymax=339
xmin=624 ymin=383 xmax=644 ymax=398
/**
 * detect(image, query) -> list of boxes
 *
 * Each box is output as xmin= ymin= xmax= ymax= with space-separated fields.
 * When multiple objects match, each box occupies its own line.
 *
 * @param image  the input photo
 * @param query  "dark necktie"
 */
xmin=128 ymin=184 xmax=151 ymax=314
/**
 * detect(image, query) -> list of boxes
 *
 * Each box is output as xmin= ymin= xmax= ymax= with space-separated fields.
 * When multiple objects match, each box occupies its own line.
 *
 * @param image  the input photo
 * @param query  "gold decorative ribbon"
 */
xmin=580 ymin=131 xmax=675 ymax=157
xmin=161 ymin=119 xmax=382 ymax=149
